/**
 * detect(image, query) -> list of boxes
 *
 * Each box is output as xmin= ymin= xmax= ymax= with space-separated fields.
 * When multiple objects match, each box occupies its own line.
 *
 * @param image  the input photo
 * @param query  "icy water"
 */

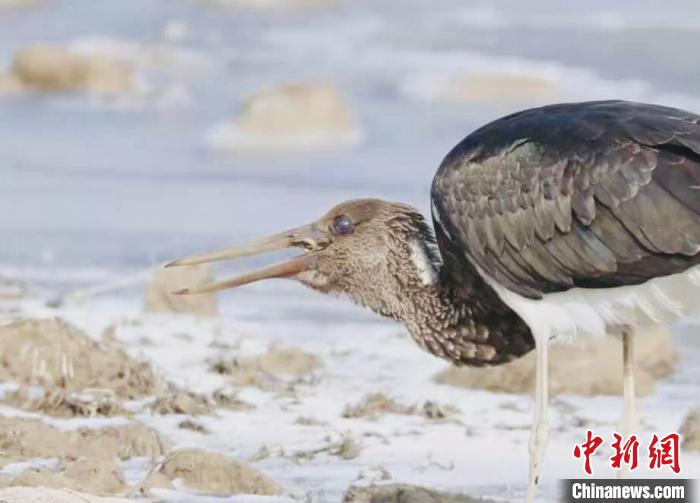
xmin=2 ymin=0 xmax=700 ymax=269
xmin=0 ymin=1 xmax=699 ymax=502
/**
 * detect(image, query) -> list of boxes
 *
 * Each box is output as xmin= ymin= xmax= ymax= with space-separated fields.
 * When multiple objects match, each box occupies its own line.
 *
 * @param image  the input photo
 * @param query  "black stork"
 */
xmin=167 ymin=100 xmax=700 ymax=501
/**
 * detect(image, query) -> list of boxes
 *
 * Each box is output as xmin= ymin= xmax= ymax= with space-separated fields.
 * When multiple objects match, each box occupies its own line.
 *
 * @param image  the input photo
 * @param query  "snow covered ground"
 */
xmin=0 ymin=0 xmax=699 ymax=500
xmin=0 ymin=273 xmax=697 ymax=501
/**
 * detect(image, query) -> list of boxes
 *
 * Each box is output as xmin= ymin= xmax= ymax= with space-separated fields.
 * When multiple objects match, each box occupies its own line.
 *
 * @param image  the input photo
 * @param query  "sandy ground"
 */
xmin=0 ymin=272 xmax=697 ymax=502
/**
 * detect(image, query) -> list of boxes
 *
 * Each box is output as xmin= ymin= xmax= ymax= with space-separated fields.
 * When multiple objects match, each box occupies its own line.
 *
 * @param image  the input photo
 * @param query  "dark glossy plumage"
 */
xmin=431 ymin=100 xmax=700 ymax=299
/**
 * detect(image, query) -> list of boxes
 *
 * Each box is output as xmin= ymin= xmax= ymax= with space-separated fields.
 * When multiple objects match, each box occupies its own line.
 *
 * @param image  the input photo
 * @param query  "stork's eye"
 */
xmin=331 ymin=215 xmax=354 ymax=235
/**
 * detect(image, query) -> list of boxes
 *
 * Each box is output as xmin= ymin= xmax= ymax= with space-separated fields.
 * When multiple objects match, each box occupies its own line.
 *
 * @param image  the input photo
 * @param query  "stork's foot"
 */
xmin=525 ymin=419 xmax=550 ymax=503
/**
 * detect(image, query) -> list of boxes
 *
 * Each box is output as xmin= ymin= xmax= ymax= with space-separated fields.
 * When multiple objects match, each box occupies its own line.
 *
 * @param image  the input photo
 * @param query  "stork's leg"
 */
xmin=617 ymin=325 xmax=640 ymax=479
xmin=525 ymin=337 xmax=550 ymax=503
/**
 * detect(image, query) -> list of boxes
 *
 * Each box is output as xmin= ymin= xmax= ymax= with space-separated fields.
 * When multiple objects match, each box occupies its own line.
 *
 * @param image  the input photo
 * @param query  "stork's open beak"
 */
xmin=165 ymin=223 xmax=329 ymax=294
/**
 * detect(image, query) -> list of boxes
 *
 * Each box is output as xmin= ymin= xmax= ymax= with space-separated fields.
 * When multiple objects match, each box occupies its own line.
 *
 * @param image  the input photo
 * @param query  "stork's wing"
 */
xmin=431 ymin=100 xmax=700 ymax=299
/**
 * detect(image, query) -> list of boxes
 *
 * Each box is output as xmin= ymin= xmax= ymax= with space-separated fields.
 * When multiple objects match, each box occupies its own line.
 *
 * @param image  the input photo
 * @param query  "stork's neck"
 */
xmin=389 ymin=233 xmax=534 ymax=367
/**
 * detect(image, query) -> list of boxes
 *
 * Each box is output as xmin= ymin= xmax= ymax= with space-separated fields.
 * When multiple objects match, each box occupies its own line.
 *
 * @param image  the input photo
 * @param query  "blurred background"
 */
xmin=2 ymin=0 xmax=700 ymax=276
xmin=0 ymin=1 xmax=699 ymax=502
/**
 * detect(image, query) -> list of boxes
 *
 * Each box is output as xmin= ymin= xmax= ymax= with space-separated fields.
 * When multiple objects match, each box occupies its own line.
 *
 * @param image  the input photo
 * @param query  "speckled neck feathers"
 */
xmin=367 ymin=211 xmax=534 ymax=367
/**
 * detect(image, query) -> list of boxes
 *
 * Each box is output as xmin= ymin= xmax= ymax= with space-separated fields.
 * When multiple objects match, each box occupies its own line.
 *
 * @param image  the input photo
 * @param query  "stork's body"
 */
xmin=169 ymin=101 xmax=700 ymax=502
xmin=432 ymin=100 xmax=700 ymax=497
xmin=432 ymin=100 xmax=700 ymax=333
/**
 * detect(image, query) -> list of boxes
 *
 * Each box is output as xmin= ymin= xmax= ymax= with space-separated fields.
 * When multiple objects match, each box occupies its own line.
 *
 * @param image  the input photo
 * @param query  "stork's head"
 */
xmin=167 ymin=198 xmax=441 ymax=319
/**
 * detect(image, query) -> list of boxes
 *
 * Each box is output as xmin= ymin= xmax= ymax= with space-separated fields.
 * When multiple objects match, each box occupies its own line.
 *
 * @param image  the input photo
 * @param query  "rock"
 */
xmin=0 ymin=417 xmax=169 ymax=461
xmin=343 ymin=393 xmax=456 ymax=420
xmin=211 ymin=346 xmax=321 ymax=388
xmin=63 ymin=459 xmax=126 ymax=495
xmin=435 ymin=326 xmax=677 ymax=396
xmin=144 ymin=265 xmax=218 ymax=317
xmin=76 ymin=423 xmax=169 ymax=460
xmin=0 ymin=319 xmax=163 ymax=399
xmin=442 ymin=73 xmax=555 ymax=103
xmin=4 ymin=470 xmax=82 ymax=492
xmin=680 ymin=407 xmax=700 ymax=452
xmin=5 ymin=458 xmax=126 ymax=496
xmin=12 ymin=45 xmax=85 ymax=91
xmin=343 ymin=393 xmax=415 ymax=419
xmin=145 ymin=448 xmax=282 ymax=496
xmin=3 ymin=387 xmax=127 ymax=417
xmin=206 ymin=81 xmax=360 ymax=150
xmin=150 ymin=390 xmax=214 ymax=415
xmin=0 ymin=0 xmax=45 ymax=9
xmin=11 ymin=44 xmax=133 ymax=95
xmin=0 ymin=487 xmax=132 ymax=503
xmin=178 ymin=419 xmax=208 ymax=433
xmin=406 ymin=72 xmax=556 ymax=104
xmin=136 ymin=470 xmax=173 ymax=494
xmin=344 ymin=484 xmax=492 ymax=503
xmin=256 ymin=346 xmax=321 ymax=378
xmin=211 ymin=386 xmax=254 ymax=410
xmin=0 ymin=72 xmax=22 ymax=95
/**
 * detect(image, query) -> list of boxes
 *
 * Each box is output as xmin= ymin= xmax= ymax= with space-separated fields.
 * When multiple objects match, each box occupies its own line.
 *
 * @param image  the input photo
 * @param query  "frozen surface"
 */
xmin=2 ymin=0 xmax=700 ymax=269
xmin=0 ymin=0 xmax=699 ymax=501
xmin=0 ymin=289 xmax=698 ymax=502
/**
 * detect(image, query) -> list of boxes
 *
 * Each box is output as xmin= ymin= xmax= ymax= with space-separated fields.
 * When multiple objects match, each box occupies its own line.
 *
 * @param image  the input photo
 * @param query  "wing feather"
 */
xmin=432 ymin=100 xmax=700 ymax=299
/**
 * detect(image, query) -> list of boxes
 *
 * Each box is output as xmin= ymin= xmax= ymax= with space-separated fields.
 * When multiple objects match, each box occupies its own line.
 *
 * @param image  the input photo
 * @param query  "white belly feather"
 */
xmin=476 ymin=264 xmax=700 ymax=342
